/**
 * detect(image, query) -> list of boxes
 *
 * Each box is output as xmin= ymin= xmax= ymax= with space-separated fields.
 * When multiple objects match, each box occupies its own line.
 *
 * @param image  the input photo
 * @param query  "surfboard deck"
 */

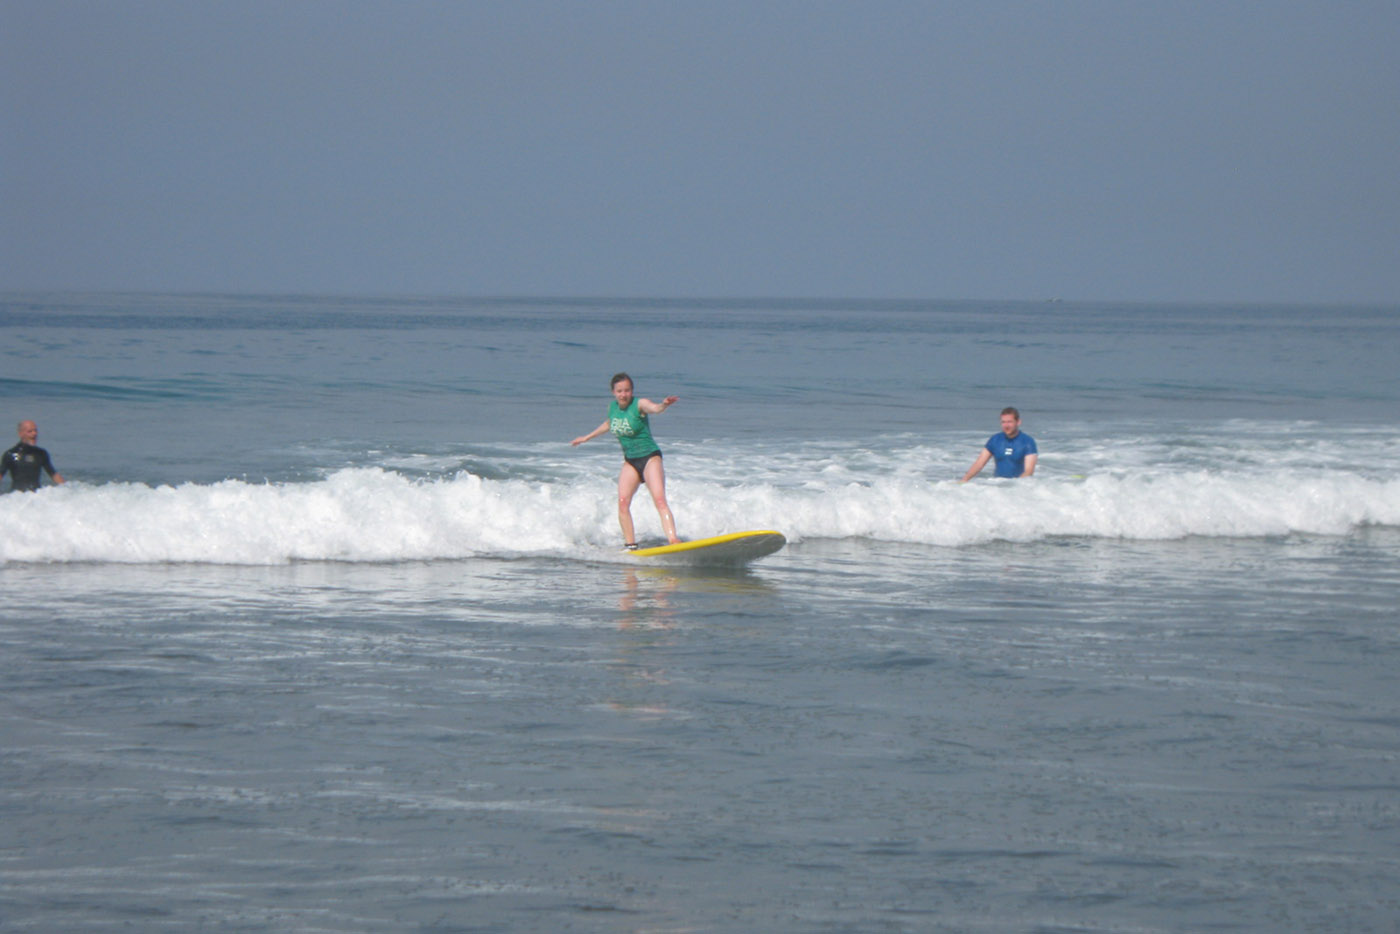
xmin=629 ymin=530 xmax=786 ymax=565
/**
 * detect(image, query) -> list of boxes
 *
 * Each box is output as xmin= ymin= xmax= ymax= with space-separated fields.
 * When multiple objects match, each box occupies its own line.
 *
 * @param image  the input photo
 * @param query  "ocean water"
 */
xmin=2 ymin=293 xmax=1398 ymax=932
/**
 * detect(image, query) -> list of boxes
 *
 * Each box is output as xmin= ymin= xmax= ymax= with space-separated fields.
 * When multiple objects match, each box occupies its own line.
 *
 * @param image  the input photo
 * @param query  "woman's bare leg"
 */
xmin=642 ymin=456 xmax=680 ymax=544
xmin=617 ymin=463 xmax=643 ymax=545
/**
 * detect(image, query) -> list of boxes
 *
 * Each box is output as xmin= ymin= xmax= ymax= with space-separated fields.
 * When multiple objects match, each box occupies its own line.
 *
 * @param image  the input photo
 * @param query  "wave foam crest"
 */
xmin=2 ymin=468 xmax=1397 ymax=565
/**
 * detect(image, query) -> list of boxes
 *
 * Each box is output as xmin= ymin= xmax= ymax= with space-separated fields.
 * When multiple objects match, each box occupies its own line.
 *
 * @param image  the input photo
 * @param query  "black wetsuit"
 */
xmin=2 ymin=442 xmax=59 ymax=492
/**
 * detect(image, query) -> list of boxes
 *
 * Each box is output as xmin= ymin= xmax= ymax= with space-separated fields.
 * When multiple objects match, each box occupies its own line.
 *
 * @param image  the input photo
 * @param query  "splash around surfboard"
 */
xmin=628 ymin=530 xmax=786 ymax=565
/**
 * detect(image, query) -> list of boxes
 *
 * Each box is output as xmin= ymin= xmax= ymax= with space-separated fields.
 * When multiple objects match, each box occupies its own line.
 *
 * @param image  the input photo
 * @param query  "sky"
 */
xmin=3 ymin=1 xmax=1398 ymax=303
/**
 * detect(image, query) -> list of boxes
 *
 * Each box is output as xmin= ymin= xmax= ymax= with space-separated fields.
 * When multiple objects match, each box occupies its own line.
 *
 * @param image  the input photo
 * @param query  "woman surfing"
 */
xmin=571 ymin=372 xmax=681 ymax=549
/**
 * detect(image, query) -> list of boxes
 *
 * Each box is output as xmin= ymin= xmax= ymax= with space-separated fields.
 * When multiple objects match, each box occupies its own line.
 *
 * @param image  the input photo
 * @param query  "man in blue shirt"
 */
xmin=961 ymin=407 xmax=1037 ymax=481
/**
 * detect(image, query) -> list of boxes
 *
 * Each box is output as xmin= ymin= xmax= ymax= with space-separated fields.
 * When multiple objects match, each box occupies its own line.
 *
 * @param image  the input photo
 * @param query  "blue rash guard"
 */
xmin=986 ymin=432 xmax=1037 ymax=478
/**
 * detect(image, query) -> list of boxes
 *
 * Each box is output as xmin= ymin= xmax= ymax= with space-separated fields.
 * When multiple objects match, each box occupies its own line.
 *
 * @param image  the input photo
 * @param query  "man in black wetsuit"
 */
xmin=2 ymin=420 xmax=66 ymax=492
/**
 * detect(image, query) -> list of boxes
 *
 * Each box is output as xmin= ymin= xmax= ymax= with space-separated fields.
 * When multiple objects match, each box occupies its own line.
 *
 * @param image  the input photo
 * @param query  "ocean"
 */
xmin=2 ymin=292 xmax=1398 ymax=932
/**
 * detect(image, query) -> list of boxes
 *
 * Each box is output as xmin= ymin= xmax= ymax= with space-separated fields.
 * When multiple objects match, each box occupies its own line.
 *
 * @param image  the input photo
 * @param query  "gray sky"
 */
xmin=4 ymin=1 xmax=1398 ymax=303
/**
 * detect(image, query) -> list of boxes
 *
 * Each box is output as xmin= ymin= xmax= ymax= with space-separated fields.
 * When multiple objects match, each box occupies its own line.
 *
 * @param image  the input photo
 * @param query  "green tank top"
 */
xmin=608 ymin=399 xmax=660 ymax=459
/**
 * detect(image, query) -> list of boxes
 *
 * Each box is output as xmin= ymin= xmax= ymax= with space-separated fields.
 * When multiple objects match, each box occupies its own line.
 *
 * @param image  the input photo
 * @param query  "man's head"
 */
xmin=17 ymin=420 xmax=37 ymax=445
xmin=999 ymin=407 xmax=1021 ymax=438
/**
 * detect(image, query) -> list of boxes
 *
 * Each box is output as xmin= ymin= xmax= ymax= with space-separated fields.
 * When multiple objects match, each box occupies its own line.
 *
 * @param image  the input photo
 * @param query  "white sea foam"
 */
xmin=3 ymin=465 xmax=1397 ymax=565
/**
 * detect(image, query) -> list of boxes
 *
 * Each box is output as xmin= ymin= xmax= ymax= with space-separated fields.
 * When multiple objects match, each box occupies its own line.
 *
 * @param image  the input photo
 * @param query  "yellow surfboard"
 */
xmin=630 ymin=530 xmax=786 ymax=565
